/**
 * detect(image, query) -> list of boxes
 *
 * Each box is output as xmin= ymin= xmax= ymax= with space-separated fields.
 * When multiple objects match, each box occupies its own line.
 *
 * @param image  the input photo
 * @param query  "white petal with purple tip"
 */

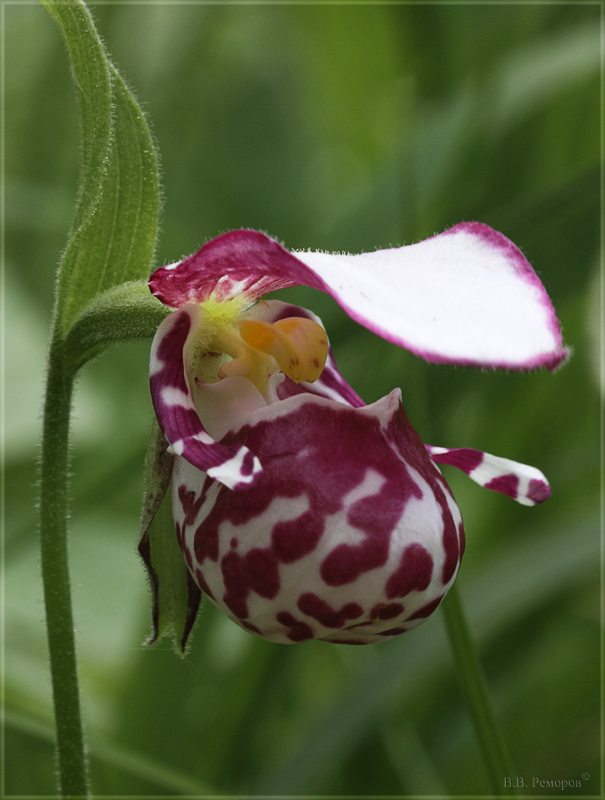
xmin=294 ymin=223 xmax=567 ymax=371
xmin=426 ymin=445 xmax=551 ymax=506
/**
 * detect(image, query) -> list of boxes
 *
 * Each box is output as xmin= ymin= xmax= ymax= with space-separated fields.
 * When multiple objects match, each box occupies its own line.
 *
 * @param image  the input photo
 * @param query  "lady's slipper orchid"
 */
xmin=149 ymin=224 xmax=567 ymax=645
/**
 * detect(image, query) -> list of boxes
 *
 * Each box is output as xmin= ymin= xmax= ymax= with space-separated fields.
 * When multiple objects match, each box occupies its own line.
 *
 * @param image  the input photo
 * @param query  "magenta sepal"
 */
xmin=149 ymin=230 xmax=326 ymax=307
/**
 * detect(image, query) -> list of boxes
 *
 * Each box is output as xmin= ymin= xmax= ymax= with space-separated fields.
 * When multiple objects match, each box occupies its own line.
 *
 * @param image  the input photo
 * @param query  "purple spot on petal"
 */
xmin=276 ymin=611 xmax=314 ymax=642
xmin=221 ymin=547 xmax=281 ymax=619
xmin=193 ymin=518 xmax=219 ymax=564
xmin=297 ymin=593 xmax=363 ymax=628
xmin=220 ymin=551 xmax=249 ymax=618
xmin=240 ymin=619 xmax=261 ymax=634
xmin=484 ymin=472 xmax=519 ymax=499
xmin=179 ymin=484 xmax=206 ymax=527
xmin=407 ymin=594 xmax=444 ymax=620
xmin=429 ymin=447 xmax=484 ymax=475
xmin=378 ymin=626 xmax=408 ymax=637
xmin=246 ymin=548 xmax=280 ymax=598
xmin=240 ymin=449 xmax=256 ymax=477
xmin=527 ymin=479 xmax=551 ymax=504
xmin=369 ymin=602 xmax=404 ymax=621
xmin=440 ymin=506 xmax=459 ymax=584
xmin=272 ymin=512 xmax=323 ymax=563
xmin=385 ymin=543 xmax=433 ymax=600
xmin=175 ymin=521 xmax=184 ymax=549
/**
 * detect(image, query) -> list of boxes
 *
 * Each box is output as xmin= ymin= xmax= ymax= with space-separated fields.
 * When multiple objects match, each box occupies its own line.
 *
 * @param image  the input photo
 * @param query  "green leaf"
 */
xmin=137 ymin=419 xmax=202 ymax=655
xmin=64 ymin=280 xmax=169 ymax=374
xmin=39 ymin=0 xmax=111 ymax=236
xmin=40 ymin=0 xmax=160 ymax=337
xmin=492 ymin=21 xmax=600 ymax=128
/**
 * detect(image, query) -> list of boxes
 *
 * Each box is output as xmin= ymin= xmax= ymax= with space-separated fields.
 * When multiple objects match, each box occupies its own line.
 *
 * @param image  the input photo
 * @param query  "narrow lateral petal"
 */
xmin=426 ymin=445 xmax=551 ymax=506
xmin=149 ymin=225 xmax=568 ymax=371
xmin=150 ymin=306 xmax=262 ymax=490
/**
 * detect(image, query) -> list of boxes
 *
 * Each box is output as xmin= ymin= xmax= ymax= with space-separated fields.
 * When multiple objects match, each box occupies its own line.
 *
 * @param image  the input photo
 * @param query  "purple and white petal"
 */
xmin=149 ymin=225 xmax=568 ymax=371
xmin=173 ymin=389 xmax=464 ymax=645
xmin=294 ymin=223 xmax=568 ymax=371
xmin=426 ymin=445 xmax=551 ymax=506
xmin=150 ymin=306 xmax=262 ymax=490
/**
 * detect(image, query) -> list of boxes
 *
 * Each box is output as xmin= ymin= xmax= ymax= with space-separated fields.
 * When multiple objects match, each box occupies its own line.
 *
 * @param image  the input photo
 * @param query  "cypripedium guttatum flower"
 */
xmin=148 ymin=225 xmax=567 ymax=644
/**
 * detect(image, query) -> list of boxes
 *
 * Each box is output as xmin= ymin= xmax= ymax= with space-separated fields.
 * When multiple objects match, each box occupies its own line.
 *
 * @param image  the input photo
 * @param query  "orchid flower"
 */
xmin=148 ymin=224 xmax=567 ymax=645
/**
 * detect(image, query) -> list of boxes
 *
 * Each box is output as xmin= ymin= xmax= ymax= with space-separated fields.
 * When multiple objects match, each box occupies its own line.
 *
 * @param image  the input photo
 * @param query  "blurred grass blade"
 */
xmin=441 ymin=585 xmax=516 ymax=796
xmin=40 ymin=0 xmax=160 ymax=337
xmin=493 ymin=22 xmax=600 ymax=128
xmin=258 ymin=513 xmax=598 ymax=795
xmin=138 ymin=418 xmax=202 ymax=654
xmin=381 ymin=720 xmax=448 ymax=796
xmin=5 ymin=710 xmax=217 ymax=796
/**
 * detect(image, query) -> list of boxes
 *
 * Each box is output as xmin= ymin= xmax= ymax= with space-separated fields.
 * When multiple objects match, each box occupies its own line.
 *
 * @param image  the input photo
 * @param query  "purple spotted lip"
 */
xmin=173 ymin=390 xmax=463 ymax=644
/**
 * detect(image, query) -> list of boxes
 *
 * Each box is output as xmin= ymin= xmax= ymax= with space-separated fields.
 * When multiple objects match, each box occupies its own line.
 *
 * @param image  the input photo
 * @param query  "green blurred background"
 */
xmin=5 ymin=2 xmax=600 ymax=796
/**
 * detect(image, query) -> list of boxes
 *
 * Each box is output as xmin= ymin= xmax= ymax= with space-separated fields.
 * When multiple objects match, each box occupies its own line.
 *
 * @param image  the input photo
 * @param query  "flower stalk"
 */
xmin=442 ymin=583 xmax=516 ymax=796
xmin=39 ymin=338 xmax=89 ymax=799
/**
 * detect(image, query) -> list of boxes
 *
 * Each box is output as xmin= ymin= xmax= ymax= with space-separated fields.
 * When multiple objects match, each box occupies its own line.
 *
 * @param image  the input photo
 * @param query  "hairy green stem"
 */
xmin=39 ymin=338 xmax=89 ymax=799
xmin=442 ymin=583 xmax=516 ymax=797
